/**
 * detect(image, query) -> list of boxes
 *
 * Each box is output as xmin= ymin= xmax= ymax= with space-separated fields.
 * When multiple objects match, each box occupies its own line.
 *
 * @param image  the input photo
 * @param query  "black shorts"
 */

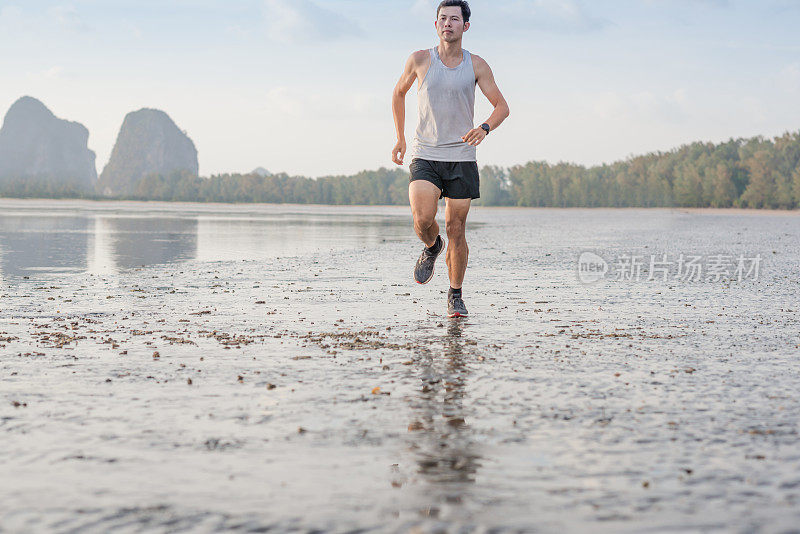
xmin=409 ymin=158 xmax=480 ymax=200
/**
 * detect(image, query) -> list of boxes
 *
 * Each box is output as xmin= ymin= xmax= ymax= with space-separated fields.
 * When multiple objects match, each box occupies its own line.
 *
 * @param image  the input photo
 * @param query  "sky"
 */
xmin=1 ymin=0 xmax=800 ymax=178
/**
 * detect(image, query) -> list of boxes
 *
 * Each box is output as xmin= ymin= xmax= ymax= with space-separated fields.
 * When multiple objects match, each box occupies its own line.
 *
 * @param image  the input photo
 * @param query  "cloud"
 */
xmin=225 ymin=23 xmax=252 ymax=40
xmin=262 ymin=86 xmax=381 ymax=120
xmin=42 ymin=66 xmax=64 ymax=79
xmin=48 ymin=5 xmax=91 ymax=32
xmin=477 ymin=0 xmax=610 ymax=34
xmin=642 ymin=0 xmax=731 ymax=7
xmin=410 ymin=0 xmax=609 ymax=32
xmin=412 ymin=0 xmax=437 ymax=17
xmin=1 ymin=4 xmax=90 ymax=34
xmin=587 ymin=88 xmax=690 ymax=123
xmin=263 ymin=0 xmax=362 ymax=43
xmin=127 ymin=23 xmax=143 ymax=39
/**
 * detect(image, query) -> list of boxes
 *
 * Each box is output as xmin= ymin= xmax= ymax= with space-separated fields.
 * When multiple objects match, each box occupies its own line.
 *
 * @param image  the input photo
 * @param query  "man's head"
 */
xmin=436 ymin=1 xmax=470 ymax=43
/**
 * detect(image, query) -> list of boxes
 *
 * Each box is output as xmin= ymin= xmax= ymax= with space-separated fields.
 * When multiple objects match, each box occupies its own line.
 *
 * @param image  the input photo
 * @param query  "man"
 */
xmin=391 ymin=0 xmax=510 ymax=318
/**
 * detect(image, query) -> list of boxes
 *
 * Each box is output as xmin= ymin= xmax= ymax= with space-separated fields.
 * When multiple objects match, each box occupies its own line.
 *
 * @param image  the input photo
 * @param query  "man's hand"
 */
xmin=392 ymin=139 xmax=407 ymax=165
xmin=461 ymin=127 xmax=487 ymax=147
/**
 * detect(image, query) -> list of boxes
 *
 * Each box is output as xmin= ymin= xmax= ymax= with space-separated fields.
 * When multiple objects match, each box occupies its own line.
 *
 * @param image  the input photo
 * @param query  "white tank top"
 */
xmin=412 ymin=47 xmax=477 ymax=162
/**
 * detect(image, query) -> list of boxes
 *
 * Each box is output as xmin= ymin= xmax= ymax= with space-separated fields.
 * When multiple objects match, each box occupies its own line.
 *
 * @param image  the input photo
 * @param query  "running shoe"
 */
xmin=448 ymin=295 xmax=469 ymax=318
xmin=413 ymin=235 xmax=443 ymax=284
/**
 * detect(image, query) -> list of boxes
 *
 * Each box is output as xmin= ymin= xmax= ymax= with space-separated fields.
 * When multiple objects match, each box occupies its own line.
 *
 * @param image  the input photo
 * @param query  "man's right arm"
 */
xmin=391 ymin=51 xmax=424 ymax=165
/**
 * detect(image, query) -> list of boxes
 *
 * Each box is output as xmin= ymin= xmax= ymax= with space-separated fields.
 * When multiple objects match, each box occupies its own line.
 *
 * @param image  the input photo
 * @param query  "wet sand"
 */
xmin=1 ymin=200 xmax=800 ymax=532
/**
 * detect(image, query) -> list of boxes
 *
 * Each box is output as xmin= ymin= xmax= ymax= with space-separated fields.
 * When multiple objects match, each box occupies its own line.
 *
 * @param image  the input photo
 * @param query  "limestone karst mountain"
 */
xmin=0 ymin=96 xmax=97 ymax=189
xmin=98 ymin=108 xmax=198 ymax=196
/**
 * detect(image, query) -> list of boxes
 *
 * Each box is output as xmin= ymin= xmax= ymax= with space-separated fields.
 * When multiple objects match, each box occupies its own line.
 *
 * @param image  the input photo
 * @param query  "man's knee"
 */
xmin=413 ymin=210 xmax=436 ymax=231
xmin=445 ymin=219 xmax=466 ymax=241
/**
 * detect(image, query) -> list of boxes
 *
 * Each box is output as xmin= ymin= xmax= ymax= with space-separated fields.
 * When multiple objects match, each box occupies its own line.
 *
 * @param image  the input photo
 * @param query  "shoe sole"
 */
xmin=448 ymin=312 xmax=468 ymax=318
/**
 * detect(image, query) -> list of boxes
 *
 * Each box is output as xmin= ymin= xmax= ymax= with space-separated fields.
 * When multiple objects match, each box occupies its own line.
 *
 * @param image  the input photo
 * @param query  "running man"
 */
xmin=391 ymin=0 xmax=510 ymax=318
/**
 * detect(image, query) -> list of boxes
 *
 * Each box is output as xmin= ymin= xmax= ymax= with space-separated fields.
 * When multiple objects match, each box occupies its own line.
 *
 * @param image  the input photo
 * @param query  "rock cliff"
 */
xmin=0 ymin=96 xmax=97 ymax=188
xmin=98 ymin=108 xmax=198 ymax=196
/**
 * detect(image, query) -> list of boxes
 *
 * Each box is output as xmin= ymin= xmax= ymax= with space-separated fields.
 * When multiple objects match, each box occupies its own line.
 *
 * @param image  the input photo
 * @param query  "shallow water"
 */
xmin=1 ymin=199 xmax=799 ymax=533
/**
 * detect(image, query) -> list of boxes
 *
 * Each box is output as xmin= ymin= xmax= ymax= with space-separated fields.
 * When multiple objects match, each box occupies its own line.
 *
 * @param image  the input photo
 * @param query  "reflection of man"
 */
xmin=402 ymin=319 xmax=481 ymax=495
xmin=391 ymin=0 xmax=509 ymax=318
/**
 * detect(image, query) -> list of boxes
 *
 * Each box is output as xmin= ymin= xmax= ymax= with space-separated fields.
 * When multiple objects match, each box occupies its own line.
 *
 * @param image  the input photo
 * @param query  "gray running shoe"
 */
xmin=448 ymin=295 xmax=469 ymax=318
xmin=414 ymin=235 xmax=443 ymax=284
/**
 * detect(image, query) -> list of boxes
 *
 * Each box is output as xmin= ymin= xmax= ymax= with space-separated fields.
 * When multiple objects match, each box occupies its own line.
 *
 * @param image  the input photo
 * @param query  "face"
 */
xmin=435 ymin=6 xmax=469 ymax=43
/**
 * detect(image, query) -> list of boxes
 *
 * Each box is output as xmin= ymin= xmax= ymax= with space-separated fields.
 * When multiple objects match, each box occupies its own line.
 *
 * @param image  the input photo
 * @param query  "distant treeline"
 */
xmin=498 ymin=131 xmax=800 ymax=209
xmin=0 ymin=177 xmax=97 ymax=199
xmin=130 ymin=168 xmax=412 ymax=205
xmin=2 ymin=131 xmax=800 ymax=208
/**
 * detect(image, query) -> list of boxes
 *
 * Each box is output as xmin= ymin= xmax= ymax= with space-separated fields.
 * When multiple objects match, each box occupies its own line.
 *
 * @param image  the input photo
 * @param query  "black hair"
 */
xmin=437 ymin=0 xmax=471 ymax=23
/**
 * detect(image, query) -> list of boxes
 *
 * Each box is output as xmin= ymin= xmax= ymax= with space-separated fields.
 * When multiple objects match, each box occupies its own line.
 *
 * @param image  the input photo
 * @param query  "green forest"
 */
xmin=3 ymin=131 xmax=800 ymax=208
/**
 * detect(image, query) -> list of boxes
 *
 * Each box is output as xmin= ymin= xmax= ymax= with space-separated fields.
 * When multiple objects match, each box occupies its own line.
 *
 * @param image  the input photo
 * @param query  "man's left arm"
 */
xmin=462 ymin=55 xmax=510 ymax=147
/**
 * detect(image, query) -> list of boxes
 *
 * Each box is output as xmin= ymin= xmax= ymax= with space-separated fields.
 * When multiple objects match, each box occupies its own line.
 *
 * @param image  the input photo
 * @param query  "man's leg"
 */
xmin=409 ymin=179 xmax=444 ymax=284
xmin=444 ymin=198 xmax=471 ymax=288
xmin=409 ymin=180 xmax=441 ymax=247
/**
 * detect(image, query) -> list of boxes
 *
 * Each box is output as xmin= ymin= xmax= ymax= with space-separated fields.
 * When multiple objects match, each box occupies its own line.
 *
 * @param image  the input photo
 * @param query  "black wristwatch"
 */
xmin=480 ymin=123 xmax=491 ymax=135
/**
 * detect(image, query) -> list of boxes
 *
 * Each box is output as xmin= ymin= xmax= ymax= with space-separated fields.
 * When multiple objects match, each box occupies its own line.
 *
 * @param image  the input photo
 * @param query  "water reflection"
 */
xmin=195 ymin=216 xmax=406 ymax=262
xmin=403 ymin=320 xmax=482 ymax=514
xmin=0 ymin=203 xmax=410 ymax=281
xmin=0 ymin=215 xmax=90 ymax=278
xmin=95 ymin=217 xmax=198 ymax=271
xmin=0 ymin=215 xmax=198 ymax=280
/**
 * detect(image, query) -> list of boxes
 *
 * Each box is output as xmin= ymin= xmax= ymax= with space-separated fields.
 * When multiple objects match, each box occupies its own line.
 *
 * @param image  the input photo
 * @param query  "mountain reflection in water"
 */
xmin=0 ymin=201 xmax=411 ymax=281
